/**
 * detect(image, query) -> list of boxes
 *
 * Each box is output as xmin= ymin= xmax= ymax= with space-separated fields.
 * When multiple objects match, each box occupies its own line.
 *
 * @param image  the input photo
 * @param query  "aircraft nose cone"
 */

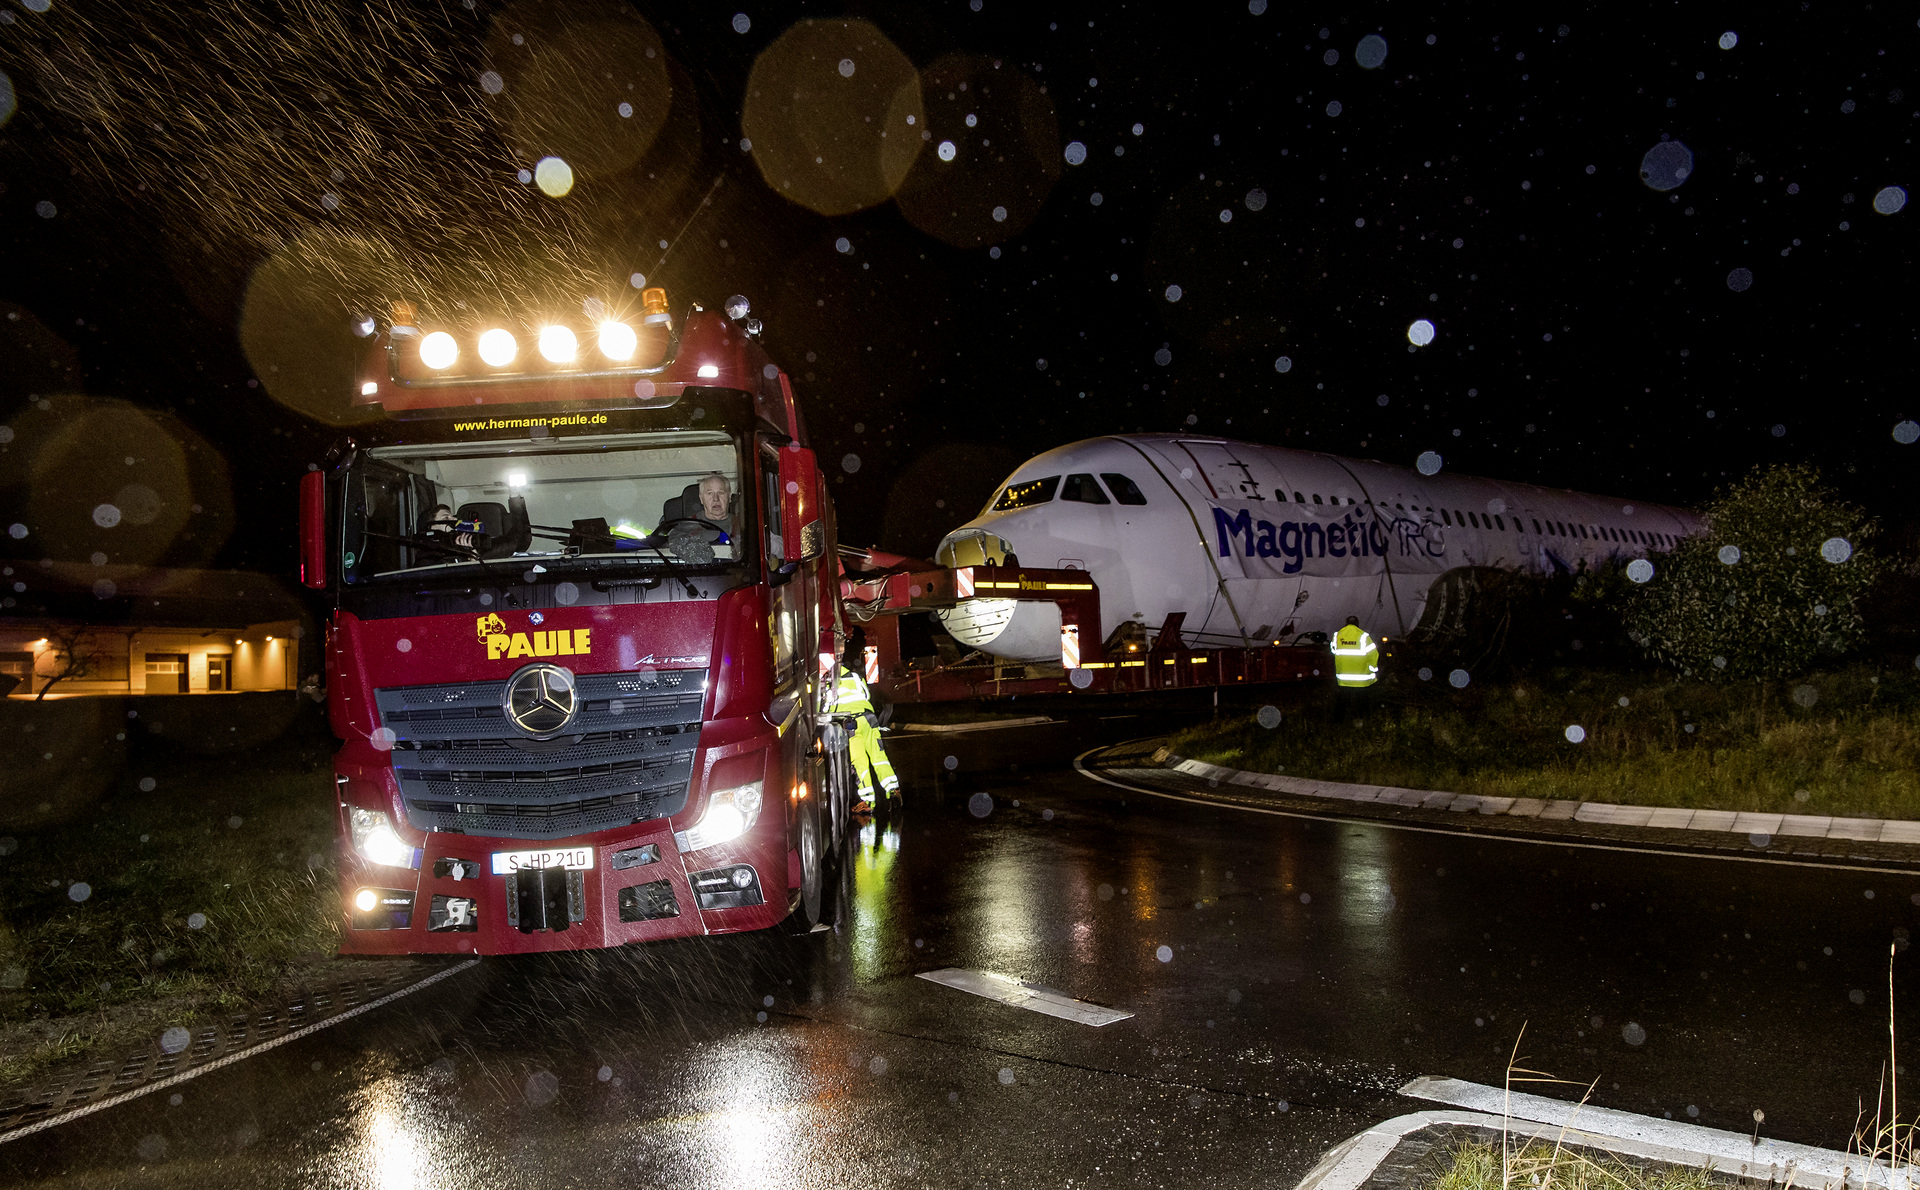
xmin=935 ymin=527 xmax=1020 ymax=569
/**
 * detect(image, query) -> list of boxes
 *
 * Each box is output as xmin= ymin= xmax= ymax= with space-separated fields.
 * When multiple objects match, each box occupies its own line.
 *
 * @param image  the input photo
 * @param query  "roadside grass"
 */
xmin=0 ymin=712 xmax=341 ymax=1086
xmin=1426 ymin=1139 xmax=1735 ymax=1190
xmin=1169 ymin=662 xmax=1920 ymax=820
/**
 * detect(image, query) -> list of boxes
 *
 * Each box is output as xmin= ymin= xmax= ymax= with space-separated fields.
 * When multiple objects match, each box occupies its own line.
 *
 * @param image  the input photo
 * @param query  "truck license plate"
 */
xmin=491 ymin=848 xmax=595 ymax=875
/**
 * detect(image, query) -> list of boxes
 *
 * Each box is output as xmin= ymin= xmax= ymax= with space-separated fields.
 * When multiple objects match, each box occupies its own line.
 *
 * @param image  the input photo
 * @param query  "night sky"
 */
xmin=1 ymin=0 xmax=1914 ymax=575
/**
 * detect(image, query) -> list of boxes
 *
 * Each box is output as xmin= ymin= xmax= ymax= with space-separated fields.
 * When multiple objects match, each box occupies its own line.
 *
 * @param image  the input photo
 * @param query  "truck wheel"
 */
xmin=784 ymin=795 xmax=825 ymax=933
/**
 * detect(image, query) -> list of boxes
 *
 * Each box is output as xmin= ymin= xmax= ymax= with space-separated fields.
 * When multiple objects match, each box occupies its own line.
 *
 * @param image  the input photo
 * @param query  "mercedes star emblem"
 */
xmin=503 ymin=663 xmax=578 ymax=738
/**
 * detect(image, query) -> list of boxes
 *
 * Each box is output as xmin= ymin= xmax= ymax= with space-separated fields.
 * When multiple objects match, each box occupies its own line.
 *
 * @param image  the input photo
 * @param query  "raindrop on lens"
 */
xmin=937 ymin=141 xmax=957 ymax=162
xmin=1156 ymin=945 xmax=1174 ymax=963
xmin=1417 ymin=667 xmax=1433 ymax=681
xmin=1274 ymin=356 xmax=1292 ymax=373
xmin=1165 ymin=285 xmax=1183 ymax=302
xmin=1895 ymin=421 xmax=1920 ymax=445
xmin=1726 ymin=268 xmax=1754 ymax=292
xmin=1407 ymin=319 xmax=1435 ymax=346
xmin=1564 ymin=725 xmax=1587 ymax=743
xmin=1639 ymin=141 xmax=1694 ymax=191
xmin=968 ymin=792 xmax=993 ymax=817
xmin=1718 ymin=31 xmax=1738 ymax=49
xmin=1326 ymin=100 xmax=1343 ymax=117
xmin=1245 ymin=188 xmax=1268 ymax=211
xmin=1449 ymin=669 xmax=1470 ymax=688
xmin=1627 ymin=559 xmax=1655 ymax=583
xmin=1874 ymin=187 xmax=1908 ymax=215
xmin=731 ymin=12 xmax=750 ymax=34
xmin=1064 ymin=141 xmax=1088 ymax=165
xmin=1622 ymin=1022 xmax=1648 ymax=1046
xmin=1718 ymin=545 xmax=1742 ymax=565
xmin=1355 ymin=34 xmax=1388 ymax=69
xmin=1257 ymin=705 xmax=1281 ymax=729
xmin=187 ymin=913 xmax=206 ymax=929
xmin=1417 ymin=451 xmax=1443 ymax=475
xmin=1820 ymin=537 xmax=1852 ymax=564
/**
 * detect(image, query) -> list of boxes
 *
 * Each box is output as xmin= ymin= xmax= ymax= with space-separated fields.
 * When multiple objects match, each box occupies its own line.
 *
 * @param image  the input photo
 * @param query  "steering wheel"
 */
xmin=653 ymin=516 xmax=729 ymax=536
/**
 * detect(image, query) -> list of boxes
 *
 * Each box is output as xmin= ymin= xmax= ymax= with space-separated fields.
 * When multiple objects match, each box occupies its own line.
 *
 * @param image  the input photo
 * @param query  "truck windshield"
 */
xmin=344 ymin=431 xmax=747 ymax=581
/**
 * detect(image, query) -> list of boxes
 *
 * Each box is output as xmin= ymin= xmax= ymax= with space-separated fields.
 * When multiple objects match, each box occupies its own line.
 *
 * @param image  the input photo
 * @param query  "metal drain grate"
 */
xmin=0 ymin=966 xmax=428 ymax=1134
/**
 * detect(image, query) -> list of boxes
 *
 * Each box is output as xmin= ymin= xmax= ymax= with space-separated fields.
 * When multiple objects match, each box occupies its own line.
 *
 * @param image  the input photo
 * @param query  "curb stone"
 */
xmin=1296 ymin=1077 xmax=1896 ymax=1190
xmin=1148 ymin=748 xmax=1920 ymax=850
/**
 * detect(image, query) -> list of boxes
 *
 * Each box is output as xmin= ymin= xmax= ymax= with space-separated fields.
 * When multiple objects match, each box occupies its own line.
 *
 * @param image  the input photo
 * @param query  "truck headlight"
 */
xmin=347 ymin=806 xmax=420 ymax=870
xmin=680 ymin=782 xmax=763 ymax=852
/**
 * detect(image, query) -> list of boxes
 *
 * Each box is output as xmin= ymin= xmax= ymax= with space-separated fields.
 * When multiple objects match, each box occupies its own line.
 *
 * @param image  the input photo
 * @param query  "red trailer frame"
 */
xmin=837 ymin=553 xmax=1328 ymax=702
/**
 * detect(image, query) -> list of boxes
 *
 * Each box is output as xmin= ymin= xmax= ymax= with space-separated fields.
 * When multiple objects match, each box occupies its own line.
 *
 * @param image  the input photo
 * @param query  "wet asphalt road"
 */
xmin=11 ymin=711 xmax=1920 ymax=1187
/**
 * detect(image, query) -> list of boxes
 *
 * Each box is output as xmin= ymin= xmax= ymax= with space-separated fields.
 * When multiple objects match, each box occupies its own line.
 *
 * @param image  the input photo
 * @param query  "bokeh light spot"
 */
xmin=534 ymin=156 xmax=575 ymax=197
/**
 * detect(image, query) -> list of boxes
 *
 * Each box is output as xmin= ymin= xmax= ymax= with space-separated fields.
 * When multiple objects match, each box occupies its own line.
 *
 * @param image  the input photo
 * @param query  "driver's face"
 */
xmin=698 ymin=481 xmax=729 ymax=521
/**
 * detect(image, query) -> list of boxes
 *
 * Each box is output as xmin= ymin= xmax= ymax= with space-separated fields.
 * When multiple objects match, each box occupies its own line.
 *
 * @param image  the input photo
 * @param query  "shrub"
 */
xmin=1622 ymin=464 xmax=1882 ymax=679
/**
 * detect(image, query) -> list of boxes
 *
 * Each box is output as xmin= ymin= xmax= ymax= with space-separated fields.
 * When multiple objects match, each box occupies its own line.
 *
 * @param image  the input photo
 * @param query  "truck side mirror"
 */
xmin=777 ymin=445 xmax=824 ymax=563
xmin=299 ymin=470 xmax=328 ymax=589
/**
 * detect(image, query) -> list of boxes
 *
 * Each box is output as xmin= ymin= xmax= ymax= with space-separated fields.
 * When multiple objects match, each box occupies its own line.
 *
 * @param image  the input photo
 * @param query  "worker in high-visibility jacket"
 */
xmin=831 ymin=661 xmax=899 ymax=812
xmin=1331 ymin=616 xmax=1379 ymax=719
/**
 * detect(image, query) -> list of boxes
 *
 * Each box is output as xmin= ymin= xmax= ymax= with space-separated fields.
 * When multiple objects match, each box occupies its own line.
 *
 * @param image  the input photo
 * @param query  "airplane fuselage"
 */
xmin=933 ymin=435 xmax=1702 ymax=661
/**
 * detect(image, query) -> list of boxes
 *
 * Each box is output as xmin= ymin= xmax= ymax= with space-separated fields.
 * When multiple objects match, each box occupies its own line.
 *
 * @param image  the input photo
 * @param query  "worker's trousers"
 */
xmin=849 ymin=715 xmax=900 ymax=802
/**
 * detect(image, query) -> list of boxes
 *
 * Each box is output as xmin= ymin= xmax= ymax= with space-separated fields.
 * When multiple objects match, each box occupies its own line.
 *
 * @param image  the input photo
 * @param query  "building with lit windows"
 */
xmin=0 ymin=567 xmax=306 ymax=699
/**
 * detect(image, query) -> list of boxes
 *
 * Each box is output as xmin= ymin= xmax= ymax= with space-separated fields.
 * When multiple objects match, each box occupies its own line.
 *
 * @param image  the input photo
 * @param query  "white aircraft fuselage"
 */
xmin=933 ymin=435 xmax=1703 ymax=661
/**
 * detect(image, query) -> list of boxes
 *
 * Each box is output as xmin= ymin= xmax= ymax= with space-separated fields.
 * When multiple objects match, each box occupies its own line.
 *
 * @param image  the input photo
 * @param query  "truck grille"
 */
xmin=373 ymin=671 xmax=705 ymax=841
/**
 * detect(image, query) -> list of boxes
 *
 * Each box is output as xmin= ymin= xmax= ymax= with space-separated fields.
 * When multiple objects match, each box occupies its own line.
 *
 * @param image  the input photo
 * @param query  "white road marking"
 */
xmin=0 ymin=958 xmax=480 ymax=1145
xmin=1073 ymin=750 xmax=1920 ymax=877
xmin=916 ymin=968 xmax=1134 ymax=1027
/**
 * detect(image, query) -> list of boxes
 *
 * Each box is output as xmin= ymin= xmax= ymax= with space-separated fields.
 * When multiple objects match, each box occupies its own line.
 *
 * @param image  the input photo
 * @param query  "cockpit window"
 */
xmin=1101 ymin=474 xmax=1149 ymax=505
xmin=991 ymin=475 xmax=1060 ymax=510
xmin=1061 ymin=474 xmax=1111 ymax=505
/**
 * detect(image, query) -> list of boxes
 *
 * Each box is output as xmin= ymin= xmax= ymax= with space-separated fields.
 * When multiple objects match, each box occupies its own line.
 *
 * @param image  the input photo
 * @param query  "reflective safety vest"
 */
xmin=1331 ymin=624 xmax=1379 ymax=687
xmin=831 ymin=666 xmax=875 ymax=714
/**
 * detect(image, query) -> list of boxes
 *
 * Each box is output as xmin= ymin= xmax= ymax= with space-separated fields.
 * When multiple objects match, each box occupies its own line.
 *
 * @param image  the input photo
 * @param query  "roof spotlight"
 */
xmin=478 ymin=328 xmax=518 ymax=367
xmin=598 ymin=321 xmax=637 ymax=361
xmin=419 ymin=331 xmax=459 ymax=370
xmin=538 ymin=325 xmax=578 ymax=363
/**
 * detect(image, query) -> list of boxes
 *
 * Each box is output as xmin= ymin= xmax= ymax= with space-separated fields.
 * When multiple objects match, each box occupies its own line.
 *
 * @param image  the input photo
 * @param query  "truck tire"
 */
xmin=783 ymin=785 xmax=826 ymax=934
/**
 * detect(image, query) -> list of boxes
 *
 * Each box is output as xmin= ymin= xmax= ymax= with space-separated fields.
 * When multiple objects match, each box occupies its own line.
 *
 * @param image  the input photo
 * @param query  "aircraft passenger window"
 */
xmin=1468 ymin=512 xmax=1481 ymax=528
xmin=1532 ymin=519 xmax=1542 ymax=533
xmin=1440 ymin=509 xmax=1452 ymax=525
xmin=1099 ymin=474 xmax=1149 ymax=505
xmin=1061 ymin=474 xmax=1111 ymax=505
xmin=1495 ymin=515 xmax=1506 ymax=530
xmin=991 ymin=475 xmax=1060 ymax=510
xmin=1296 ymin=492 xmax=1307 ymax=503
xmin=1312 ymin=493 xmax=1324 ymax=504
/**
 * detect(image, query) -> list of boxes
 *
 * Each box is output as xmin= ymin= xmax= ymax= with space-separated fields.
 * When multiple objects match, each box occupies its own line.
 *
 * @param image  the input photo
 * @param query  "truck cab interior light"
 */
xmin=538 ymin=325 xmax=578 ymax=363
xmin=697 ymin=364 xmax=720 ymax=378
xmin=347 ymin=805 xmax=421 ymax=869
xmin=598 ymin=320 xmax=637 ymax=361
xmin=419 ymin=331 xmax=459 ymax=370
xmin=478 ymin=328 xmax=518 ymax=367
xmin=678 ymin=782 xmax=763 ymax=852
xmin=506 ymin=471 xmax=528 ymax=490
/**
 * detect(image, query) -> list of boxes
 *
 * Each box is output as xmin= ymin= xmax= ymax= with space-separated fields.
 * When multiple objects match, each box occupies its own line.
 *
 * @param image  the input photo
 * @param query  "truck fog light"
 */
xmin=354 ymin=887 xmax=379 ymax=912
xmin=731 ymin=866 xmax=754 ymax=889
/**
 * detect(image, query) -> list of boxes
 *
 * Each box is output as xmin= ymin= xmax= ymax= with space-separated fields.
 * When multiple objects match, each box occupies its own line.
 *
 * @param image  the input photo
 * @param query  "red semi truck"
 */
xmin=298 ymin=290 xmax=855 ymax=954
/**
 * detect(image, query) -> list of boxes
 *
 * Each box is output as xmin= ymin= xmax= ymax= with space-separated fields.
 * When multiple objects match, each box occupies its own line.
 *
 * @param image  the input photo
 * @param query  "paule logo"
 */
xmin=476 ymin=614 xmax=590 ymax=661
